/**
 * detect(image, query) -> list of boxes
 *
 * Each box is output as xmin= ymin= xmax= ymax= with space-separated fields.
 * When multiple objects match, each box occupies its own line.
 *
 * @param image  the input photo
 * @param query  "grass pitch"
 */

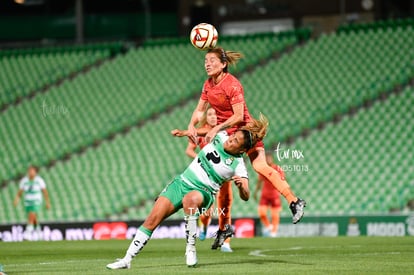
xmin=1 ymin=237 xmax=413 ymax=274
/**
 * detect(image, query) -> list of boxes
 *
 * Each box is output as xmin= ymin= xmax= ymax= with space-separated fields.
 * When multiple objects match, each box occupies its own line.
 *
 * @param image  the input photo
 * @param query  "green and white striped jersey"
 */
xmin=19 ymin=176 xmax=46 ymax=206
xmin=180 ymin=131 xmax=248 ymax=194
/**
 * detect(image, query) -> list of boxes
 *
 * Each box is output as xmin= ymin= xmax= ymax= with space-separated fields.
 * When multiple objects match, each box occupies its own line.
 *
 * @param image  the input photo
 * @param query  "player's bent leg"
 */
xmin=250 ymin=149 xmax=296 ymax=203
xmin=258 ymin=205 xmax=271 ymax=236
xmin=182 ymin=191 xmax=204 ymax=267
xmin=24 ymin=211 xmax=38 ymax=241
xmin=184 ymin=215 xmax=198 ymax=267
xmin=212 ymin=182 xmax=234 ymax=250
xmin=289 ymin=198 xmax=306 ymax=224
xmin=217 ymin=182 xmax=233 ymax=229
xmin=270 ymin=207 xmax=281 ymax=237
xmin=258 ymin=205 xmax=271 ymax=228
xmin=142 ymin=196 xmax=176 ymax=230
xmin=199 ymin=212 xmax=211 ymax=241
xmin=107 ymin=197 xmax=176 ymax=270
xmin=250 ymin=149 xmax=306 ymax=223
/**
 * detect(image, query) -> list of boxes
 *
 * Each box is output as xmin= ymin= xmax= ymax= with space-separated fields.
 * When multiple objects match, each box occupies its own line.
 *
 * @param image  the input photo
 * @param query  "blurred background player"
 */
xmin=186 ymin=47 xmax=306 ymax=226
xmin=13 ymin=165 xmax=51 ymax=240
xmin=254 ymin=152 xmax=283 ymax=237
xmin=172 ymin=107 xmax=234 ymax=252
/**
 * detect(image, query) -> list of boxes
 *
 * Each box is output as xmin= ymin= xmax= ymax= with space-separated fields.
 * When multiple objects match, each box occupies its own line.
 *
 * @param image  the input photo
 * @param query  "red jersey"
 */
xmin=259 ymin=164 xmax=284 ymax=199
xmin=196 ymin=136 xmax=208 ymax=149
xmin=201 ymin=73 xmax=252 ymax=133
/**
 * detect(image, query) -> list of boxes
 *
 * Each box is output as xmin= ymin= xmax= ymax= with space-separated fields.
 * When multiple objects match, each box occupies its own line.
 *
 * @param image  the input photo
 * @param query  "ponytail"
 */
xmin=207 ymin=47 xmax=243 ymax=72
xmin=240 ymin=113 xmax=269 ymax=150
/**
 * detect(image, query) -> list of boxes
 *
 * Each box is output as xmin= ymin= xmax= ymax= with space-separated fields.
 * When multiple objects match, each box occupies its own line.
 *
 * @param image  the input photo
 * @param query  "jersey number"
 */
xmin=206 ymin=151 xmax=221 ymax=164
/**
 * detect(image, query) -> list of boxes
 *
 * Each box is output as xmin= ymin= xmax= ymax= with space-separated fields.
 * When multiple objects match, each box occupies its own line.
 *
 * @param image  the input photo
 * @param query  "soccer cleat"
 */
xmin=220 ymin=244 xmax=233 ymax=253
xmin=106 ymin=258 xmax=131 ymax=270
xmin=269 ymin=232 xmax=278 ymax=238
xmin=185 ymin=245 xmax=197 ymax=267
xmin=199 ymin=230 xmax=207 ymax=241
xmin=290 ymin=198 xmax=306 ymax=224
xmin=211 ymin=224 xmax=234 ymax=250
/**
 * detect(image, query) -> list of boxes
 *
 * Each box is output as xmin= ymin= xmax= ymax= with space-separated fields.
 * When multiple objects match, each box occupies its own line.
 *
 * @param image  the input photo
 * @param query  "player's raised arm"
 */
xmin=233 ymin=176 xmax=249 ymax=201
xmin=188 ymin=98 xmax=208 ymax=138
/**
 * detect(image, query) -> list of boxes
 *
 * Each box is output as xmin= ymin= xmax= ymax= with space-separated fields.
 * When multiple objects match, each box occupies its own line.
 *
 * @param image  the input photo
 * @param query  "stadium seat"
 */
xmin=1 ymin=23 xmax=412 ymax=223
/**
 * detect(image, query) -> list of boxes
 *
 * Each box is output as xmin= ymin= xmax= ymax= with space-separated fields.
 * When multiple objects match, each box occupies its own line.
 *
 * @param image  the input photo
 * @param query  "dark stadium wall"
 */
xmin=0 ymin=13 xmax=178 ymax=41
xmin=1 ymin=215 xmax=414 ymax=242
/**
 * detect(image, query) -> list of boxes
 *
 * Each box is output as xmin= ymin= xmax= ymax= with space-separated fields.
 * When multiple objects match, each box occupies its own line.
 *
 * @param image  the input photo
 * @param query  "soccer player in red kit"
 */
xmin=186 ymin=47 xmax=306 ymax=248
xmin=254 ymin=153 xmax=283 ymax=237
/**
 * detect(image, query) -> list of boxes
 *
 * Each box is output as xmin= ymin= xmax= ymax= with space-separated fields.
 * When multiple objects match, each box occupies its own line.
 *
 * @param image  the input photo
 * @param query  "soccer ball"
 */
xmin=190 ymin=23 xmax=218 ymax=50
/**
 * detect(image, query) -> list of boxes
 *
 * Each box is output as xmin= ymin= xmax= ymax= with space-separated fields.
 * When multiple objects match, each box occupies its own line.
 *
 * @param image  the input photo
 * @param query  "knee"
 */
xmin=258 ymin=207 xmax=267 ymax=217
xmin=182 ymin=192 xmax=203 ymax=211
xmin=143 ymin=214 xmax=159 ymax=229
xmin=28 ymin=212 xmax=36 ymax=221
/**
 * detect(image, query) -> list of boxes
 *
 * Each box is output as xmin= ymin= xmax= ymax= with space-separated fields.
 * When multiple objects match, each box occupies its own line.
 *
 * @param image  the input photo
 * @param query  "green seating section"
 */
xmin=0 ymin=33 xmax=297 ymax=186
xmin=243 ymin=25 xmax=414 ymax=143
xmin=219 ymin=32 xmax=298 ymax=74
xmin=0 ymin=43 xmax=121 ymax=108
xmin=1 ymin=103 xmax=192 ymax=223
xmin=1 ymin=22 xmax=412 ymax=223
xmin=279 ymin=86 xmax=414 ymax=215
xmin=3 ymin=84 xmax=412 ymax=223
xmin=337 ymin=17 xmax=414 ymax=34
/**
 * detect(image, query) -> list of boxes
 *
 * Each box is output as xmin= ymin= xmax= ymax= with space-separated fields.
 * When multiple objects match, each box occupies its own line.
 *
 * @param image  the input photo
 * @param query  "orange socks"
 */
xmin=258 ymin=206 xmax=270 ymax=228
xmin=253 ymin=161 xmax=297 ymax=204
xmin=271 ymin=208 xmax=280 ymax=234
xmin=217 ymin=181 xmax=233 ymax=230
xmin=199 ymin=213 xmax=211 ymax=228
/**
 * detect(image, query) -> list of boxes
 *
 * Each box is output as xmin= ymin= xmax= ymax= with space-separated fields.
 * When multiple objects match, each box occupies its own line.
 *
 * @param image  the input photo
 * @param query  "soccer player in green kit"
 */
xmin=107 ymin=115 xmax=268 ymax=269
xmin=13 ymin=165 xmax=51 ymax=240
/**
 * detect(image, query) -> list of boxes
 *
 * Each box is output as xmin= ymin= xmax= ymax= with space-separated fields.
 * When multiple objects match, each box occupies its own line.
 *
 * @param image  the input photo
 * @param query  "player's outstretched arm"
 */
xmin=171 ymin=126 xmax=211 ymax=138
xmin=171 ymin=129 xmax=188 ymax=137
xmin=42 ymin=188 xmax=51 ymax=209
xmin=188 ymin=98 xmax=208 ymax=137
xmin=233 ymin=176 xmax=249 ymax=201
xmin=13 ymin=189 xmax=23 ymax=207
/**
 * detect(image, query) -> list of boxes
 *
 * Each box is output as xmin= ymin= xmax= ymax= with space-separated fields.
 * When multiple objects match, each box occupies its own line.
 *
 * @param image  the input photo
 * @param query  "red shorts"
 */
xmin=247 ymin=140 xmax=264 ymax=161
xmin=259 ymin=195 xmax=281 ymax=208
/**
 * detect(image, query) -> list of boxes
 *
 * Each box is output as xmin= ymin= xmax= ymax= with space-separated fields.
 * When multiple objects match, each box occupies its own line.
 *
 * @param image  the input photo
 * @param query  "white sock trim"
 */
xmin=185 ymin=215 xmax=198 ymax=246
xmin=124 ymin=229 xmax=150 ymax=262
